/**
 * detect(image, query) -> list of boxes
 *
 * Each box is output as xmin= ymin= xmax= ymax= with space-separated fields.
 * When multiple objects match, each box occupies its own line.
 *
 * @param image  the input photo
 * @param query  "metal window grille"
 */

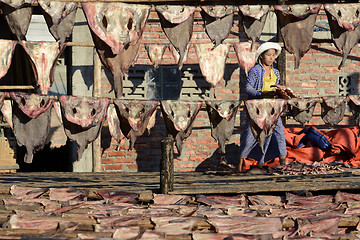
xmin=125 ymin=65 xmax=211 ymax=100
xmin=338 ymin=74 xmax=359 ymax=96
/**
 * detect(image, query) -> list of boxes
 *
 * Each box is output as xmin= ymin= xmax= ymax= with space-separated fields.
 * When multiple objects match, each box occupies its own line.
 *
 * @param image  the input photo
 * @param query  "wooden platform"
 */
xmin=0 ymin=171 xmax=360 ymax=195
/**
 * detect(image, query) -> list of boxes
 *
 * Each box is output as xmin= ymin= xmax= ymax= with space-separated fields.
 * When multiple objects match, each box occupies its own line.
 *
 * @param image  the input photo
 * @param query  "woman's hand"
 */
xmin=270 ymin=84 xmax=299 ymax=99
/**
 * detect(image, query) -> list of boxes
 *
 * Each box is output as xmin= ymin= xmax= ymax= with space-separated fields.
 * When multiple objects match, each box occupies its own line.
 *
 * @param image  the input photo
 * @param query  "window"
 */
xmin=125 ymin=65 xmax=211 ymax=100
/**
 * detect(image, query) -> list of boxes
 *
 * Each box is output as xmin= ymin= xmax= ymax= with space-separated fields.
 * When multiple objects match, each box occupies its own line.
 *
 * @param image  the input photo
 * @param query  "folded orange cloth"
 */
xmin=241 ymin=126 xmax=360 ymax=170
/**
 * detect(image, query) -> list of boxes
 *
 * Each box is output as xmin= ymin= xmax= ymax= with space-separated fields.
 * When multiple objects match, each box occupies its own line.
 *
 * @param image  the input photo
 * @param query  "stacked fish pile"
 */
xmin=0 ymin=185 xmax=360 ymax=239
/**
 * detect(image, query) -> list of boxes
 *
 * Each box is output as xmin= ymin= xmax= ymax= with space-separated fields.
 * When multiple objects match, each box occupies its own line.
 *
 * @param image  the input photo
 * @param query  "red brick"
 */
xmin=119 ymin=144 xmax=130 ymax=150
xmin=189 ymin=156 xmax=206 ymax=162
xmin=203 ymin=144 xmax=220 ymax=149
xmin=301 ymin=54 xmax=315 ymax=60
xmin=185 ymin=138 xmax=197 ymax=143
xmin=307 ymin=67 xmax=326 ymax=73
xmin=299 ymin=62 xmax=310 ymax=67
xmin=115 ymin=158 xmax=134 ymax=163
xmin=288 ymin=82 xmax=300 ymax=87
xmin=193 ymin=25 xmax=205 ymax=32
xmin=190 ymin=132 xmax=198 ymax=137
xmin=176 ymin=156 xmax=189 ymax=162
xmin=320 ymin=63 xmax=337 ymax=67
xmin=233 ymin=89 xmax=241 ymax=94
xmin=197 ymin=150 xmax=212 ymax=156
xmin=142 ymin=33 xmax=151 ymax=39
xmin=110 ymin=138 xmax=121 ymax=145
xmin=295 ymin=89 xmax=310 ymax=95
xmin=108 ymin=151 xmax=126 ymax=157
xmin=127 ymin=164 xmax=138 ymax=170
xmin=126 ymin=150 xmax=138 ymax=156
xmin=325 ymin=88 xmax=336 ymax=94
xmin=203 ymin=133 xmax=212 ymax=138
xmin=227 ymin=95 xmax=238 ymax=100
xmin=180 ymin=168 xmax=194 ymax=172
xmin=184 ymin=150 xmax=196 ymax=155
xmin=302 ymin=82 xmax=317 ymax=88
xmin=105 ymin=165 xmax=123 ymax=171
xmin=319 ymin=82 xmax=335 ymax=87
xmin=101 ymin=158 xmax=114 ymax=164
xmin=346 ymin=62 xmax=358 ymax=67
xmin=151 ymin=26 xmax=163 ymax=32
xmin=196 ymin=113 xmax=208 ymax=118
xmin=180 ymin=163 xmax=195 ymax=168
xmin=310 ymin=89 xmax=319 ymax=95
xmin=143 ymin=25 xmax=151 ymax=32
xmin=320 ymin=76 xmax=336 ymax=81
xmin=198 ymin=138 xmax=214 ymax=144
xmin=216 ymin=88 xmax=232 ymax=94
xmin=325 ymin=68 xmax=341 ymax=73
xmin=344 ymin=68 xmax=358 ymax=73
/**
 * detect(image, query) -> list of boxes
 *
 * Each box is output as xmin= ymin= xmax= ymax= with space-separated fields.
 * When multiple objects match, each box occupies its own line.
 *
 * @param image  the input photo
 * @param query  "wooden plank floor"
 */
xmin=1 ymin=171 xmax=360 ymax=195
xmin=171 ymin=171 xmax=360 ymax=194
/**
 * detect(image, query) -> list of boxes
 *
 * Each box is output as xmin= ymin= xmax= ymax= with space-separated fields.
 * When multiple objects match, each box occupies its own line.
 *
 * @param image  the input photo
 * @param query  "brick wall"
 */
xmin=40 ymin=9 xmax=359 ymax=172
xmin=100 ymin=10 xmax=244 ymax=172
xmin=285 ymin=42 xmax=359 ymax=128
xmin=98 ymin=10 xmax=360 ymax=172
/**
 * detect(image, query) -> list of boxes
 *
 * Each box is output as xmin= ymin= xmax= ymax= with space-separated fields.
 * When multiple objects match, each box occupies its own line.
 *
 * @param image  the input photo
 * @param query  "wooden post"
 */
xmin=93 ymin=48 xmax=102 ymax=172
xmin=276 ymin=1 xmax=286 ymax=86
xmin=277 ymin=0 xmax=286 ymax=126
xmin=160 ymin=137 xmax=174 ymax=194
xmin=278 ymin=48 xmax=286 ymax=86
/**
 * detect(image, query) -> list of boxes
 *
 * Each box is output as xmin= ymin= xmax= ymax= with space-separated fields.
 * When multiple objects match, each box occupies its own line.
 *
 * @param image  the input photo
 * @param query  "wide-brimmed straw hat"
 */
xmin=255 ymin=42 xmax=282 ymax=62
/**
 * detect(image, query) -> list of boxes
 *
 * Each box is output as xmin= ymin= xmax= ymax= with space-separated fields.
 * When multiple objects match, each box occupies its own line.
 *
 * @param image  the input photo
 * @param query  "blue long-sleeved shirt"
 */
xmin=245 ymin=64 xmax=280 ymax=100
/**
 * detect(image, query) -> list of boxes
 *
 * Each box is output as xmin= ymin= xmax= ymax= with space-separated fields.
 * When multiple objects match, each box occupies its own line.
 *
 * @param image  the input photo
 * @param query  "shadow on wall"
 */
xmin=349 ymin=72 xmax=360 ymax=95
xmin=1 ymin=126 xmax=72 ymax=172
xmin=135 ymin=111 xmax=167 ymax=172
xmin=311 ymin=45 xmax=360 ymax=63
xmin=223 ymin=64 xmax=238 ymax=87
xmin=101 ymin=110 xmax=167 ymax=172
xmin=17 ymin=140 xmax=73 ymax=172
xmin=71 ymin=66 xmax=94 ymax=90
xmin=195 ymin=143 xmax=240 ymax=172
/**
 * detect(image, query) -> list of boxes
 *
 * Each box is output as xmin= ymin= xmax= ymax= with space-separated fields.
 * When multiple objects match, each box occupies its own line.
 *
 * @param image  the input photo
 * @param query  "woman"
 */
xmin=238 ymin=42 xmax=286 ymax=172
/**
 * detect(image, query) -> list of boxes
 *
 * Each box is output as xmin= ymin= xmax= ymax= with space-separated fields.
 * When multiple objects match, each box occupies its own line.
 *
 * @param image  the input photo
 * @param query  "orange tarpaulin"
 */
xmin=241 ymin=126 xmax=360 ymax=171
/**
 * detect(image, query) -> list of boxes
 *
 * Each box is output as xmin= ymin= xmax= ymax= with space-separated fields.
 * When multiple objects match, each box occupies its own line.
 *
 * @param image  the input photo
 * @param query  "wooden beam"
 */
xmin=66 ymin=42 xmax=94 ymax=47
xmin=42 ymin=0 xmax=341 ymax=4
xmin=48 ymin=0 xmax=269 ymax=3
xmin=0 ymin=165 xmax=19 ymax=170
xmin=92 ymin=48 xmax=102 ymax=172
xmin=0 ymin=86 xmax=34 ymax=90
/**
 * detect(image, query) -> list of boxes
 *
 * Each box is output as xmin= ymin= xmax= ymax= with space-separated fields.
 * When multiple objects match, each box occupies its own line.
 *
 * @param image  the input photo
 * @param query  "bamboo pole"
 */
xmin=93 ymin=48 xmax=102 ymax=172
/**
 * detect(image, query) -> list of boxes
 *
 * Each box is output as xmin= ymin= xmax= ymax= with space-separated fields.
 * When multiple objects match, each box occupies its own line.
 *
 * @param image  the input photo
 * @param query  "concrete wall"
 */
xmin=69 ymin=10 xmax=95 ymax=172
